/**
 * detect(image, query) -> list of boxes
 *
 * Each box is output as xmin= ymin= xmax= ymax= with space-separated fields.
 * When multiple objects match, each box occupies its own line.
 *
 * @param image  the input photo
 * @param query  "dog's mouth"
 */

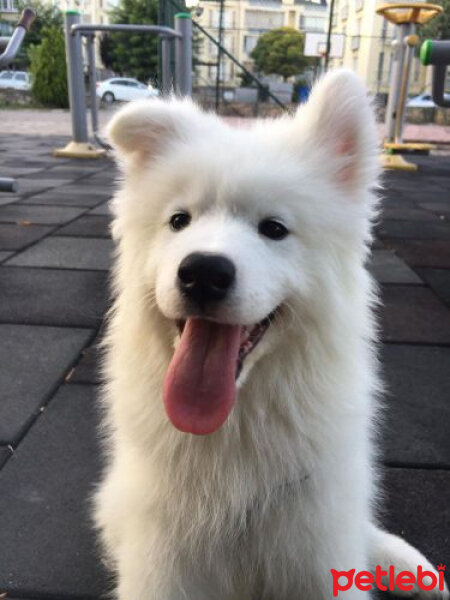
xmin=163 ymin=311 xmax=276 ymax=436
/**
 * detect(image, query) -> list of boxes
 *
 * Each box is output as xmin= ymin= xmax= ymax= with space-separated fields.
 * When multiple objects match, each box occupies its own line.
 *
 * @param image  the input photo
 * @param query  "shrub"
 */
xmin=29 ymin=25 xmax=68 ymax=108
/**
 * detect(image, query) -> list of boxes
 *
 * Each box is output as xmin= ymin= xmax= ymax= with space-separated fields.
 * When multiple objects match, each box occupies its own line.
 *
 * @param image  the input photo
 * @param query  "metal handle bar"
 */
xmin=420 ymin=40 xmax=450 ymax=108
xmin=0 ymin=8 xmax=36 ymax=69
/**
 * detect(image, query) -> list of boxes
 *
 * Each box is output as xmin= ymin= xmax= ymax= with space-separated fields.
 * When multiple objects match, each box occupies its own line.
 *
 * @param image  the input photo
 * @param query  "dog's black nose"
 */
xmin=178 ymin=253 xmax=236 ymax=304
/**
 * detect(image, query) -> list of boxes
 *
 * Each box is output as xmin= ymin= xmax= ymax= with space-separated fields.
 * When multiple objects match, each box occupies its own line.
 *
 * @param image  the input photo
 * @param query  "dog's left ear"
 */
xmin=298 ymin=69 xmax=379 ymax=192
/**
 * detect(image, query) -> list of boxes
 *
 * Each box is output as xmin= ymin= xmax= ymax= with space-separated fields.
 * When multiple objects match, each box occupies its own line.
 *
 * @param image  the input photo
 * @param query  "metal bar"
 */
xmin=0 ymin=26 xmax=25 ymax=68
xmin=161 ymin=36 xmax=171 ymax=95
xmin=64 ymin=12 xmax=89 ymax=144
xmin=215 ymin=0 xmax=224 ymax=110
xmin=86 ymin=33 xmax=99 ymax=136
xmin=72 ymin=23 xmax=180 ymax=38
xmin=431 ymin=64 xmax=450 ymax=108
xmin=0 ymin=178 xmax=18 ymax=193
xmin=385 ymin=25 xmax=406 ymax=143
xmin=324 ymin=0 xmax=335 ymax=71
xmin=394 ymin=25 xmax=415 ymax=144
xmin=174 ymin=13 xmax=192 ymax=96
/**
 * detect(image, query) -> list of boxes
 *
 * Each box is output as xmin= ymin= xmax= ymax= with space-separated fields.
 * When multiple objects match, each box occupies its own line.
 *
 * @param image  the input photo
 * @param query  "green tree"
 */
xmin=419 ymin=0 xmax=450 ymax=41
xmin=250 ymin=27 xmax=311 ymax=81
xmin=103 ymin=0 xmax=159 ymax=82
xmin=29 ymin=25 xmax=68 ymax=108
xmin=16 ymin=0 xmax=63 ymax=69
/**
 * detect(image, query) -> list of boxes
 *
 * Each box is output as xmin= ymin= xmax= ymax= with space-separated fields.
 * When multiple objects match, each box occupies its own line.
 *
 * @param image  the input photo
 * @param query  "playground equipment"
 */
xmin=420 ymin=40 xmax=450 ymax=108
xmin=54 ymin=11 xmax=192 ymax=159
xmin=0 ymin=7 xmax=35 ymax=193
xmin=376 ymin=2 xmax=442 ymax=171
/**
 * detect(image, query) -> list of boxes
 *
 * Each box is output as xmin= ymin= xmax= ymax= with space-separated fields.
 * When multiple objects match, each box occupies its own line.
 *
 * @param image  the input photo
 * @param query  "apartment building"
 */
xmin=0 ymin=0 xmax=18 ymax=35
xmin=195 ymin=0 xmax=328 ymax=86
xmin=329 ymin=0 xmax=426 ymax=95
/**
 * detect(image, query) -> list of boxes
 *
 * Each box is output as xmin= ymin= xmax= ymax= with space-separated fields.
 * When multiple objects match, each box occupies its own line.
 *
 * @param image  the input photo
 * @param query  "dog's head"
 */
xmin=108 ymin=69 xmax=378 ymax=436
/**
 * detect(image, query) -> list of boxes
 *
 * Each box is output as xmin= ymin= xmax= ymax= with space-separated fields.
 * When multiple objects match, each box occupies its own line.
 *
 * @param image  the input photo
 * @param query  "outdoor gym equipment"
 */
xmin=0 ymin=7 xmax=35 ymax=193
xmin=376 ymin=2 xmax=442 ymax=171
xmin=420 ymin=40 xmax=450 ymax=108
xmin=54 ymin=11 xmax=192 ymax=159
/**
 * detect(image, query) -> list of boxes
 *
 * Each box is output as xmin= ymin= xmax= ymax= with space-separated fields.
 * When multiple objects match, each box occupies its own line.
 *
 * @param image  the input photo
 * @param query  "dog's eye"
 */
xmin=258 ymin=219 xmax=289 ymax=241
xmin=170 ymin=212 xmax=191 ymax=231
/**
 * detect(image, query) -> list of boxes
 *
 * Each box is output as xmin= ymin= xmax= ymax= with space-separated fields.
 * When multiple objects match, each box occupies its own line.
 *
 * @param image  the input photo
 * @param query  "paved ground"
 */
xmin=0 ymin=132 xmax=449 ymax=600
xmin=1 ymin=107 xmax=450 ymax=143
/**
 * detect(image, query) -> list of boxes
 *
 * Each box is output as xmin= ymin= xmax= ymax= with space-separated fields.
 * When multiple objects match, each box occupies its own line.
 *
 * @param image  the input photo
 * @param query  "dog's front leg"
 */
xmin=368 ymin=524 xmax=449 ymax=599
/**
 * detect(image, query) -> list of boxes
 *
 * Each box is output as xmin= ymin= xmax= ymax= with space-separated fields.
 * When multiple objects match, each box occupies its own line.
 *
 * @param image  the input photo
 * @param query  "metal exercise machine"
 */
xmin=420 ymin=40 xmax=450 ymax=108
xmin=54 ymin=10 xmax=192 ymax=159
xmin=0 ymin=8 xmax=35 ymax=192
xmin=376 ymin=2 xmax=442 ymax=171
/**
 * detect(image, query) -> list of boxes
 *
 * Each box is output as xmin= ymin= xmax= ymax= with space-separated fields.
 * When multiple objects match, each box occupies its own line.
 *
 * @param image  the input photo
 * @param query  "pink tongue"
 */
xmin=163 ymin=318 xmax=242 ymax=435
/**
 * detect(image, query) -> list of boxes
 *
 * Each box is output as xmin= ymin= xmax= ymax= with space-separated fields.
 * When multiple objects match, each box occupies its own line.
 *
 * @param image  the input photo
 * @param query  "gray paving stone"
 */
xmin=381 ymin=207 xmax=439 ymax=222
xmin=384 ymin=240 xmax=450 ymax=269
xmin=377 ymin=220 xmax=450 ymax=241
xmin=0 ymin=223 xmax=53 ymax=250
xmin=0 ymin=195 xmax=17 ymax=206
xmin=380 ymin=468 xmax=450 ymax=567
xmin=380 ymin=285 xmax=450 ymax=344
xmin=0 ymin=204 xmax=85 ymax=225
xmin=0 ymin=446 xmax=12 ymax=469
xmin=56 ymin=215 xmax=111 ymax=238
xmin=6 ymin=236 xmax=113 ymax=271
xmin=0 ymin=325 xmax=93 ymax=444
xmin=0 ymin=267 xmax=108 ymax=327
xmin=67 ymin=342 xmax=102 ymax=385
xmin=381 ymin=344 xmax=450 ymax=466
xmin=419 ymin=202 xmax=450 ymax=218
xmin=0 ymin=384 xmax=110 ymax=598
xmin=89 ymin=201 xmax=112 ymax=216
xmin=0 ymin=251 xmax=13 ymax=263
xmin=417 ymin=268 xmax=450 ymax=305
xmin=23 ymin=187 xmax=111 ymax=207
xmin=16 ymin=178 xmax=72 ymax=196
xmin=369 ymin=250 xmax=422 ymax=285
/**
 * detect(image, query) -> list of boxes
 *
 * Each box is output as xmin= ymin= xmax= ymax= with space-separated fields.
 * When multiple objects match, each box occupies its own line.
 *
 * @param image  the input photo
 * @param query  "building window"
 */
xmin=0 ymin=0 xmax=18 ymax=12
xmin=300 ymin=15 xmax=327 ymax=32
xmin=244 ymin=35 xmax=258 ymax=55
xmin=245 ymin=10 xmax=284 ymax=30
xmin=210 ymin=9 xmax=234 ymax=29
xmin=355 ymin=0 xmax=363 ymax=11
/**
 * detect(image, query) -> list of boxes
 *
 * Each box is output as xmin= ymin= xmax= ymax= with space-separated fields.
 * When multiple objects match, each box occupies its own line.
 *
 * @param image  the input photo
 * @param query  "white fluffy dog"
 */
xmin=95 ymin=70 xmax=448 ymax=599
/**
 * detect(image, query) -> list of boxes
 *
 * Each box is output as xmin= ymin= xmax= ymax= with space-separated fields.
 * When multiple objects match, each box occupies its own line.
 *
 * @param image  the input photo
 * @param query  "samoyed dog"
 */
xmin=95 ymin=70 xmax=448 ymax=599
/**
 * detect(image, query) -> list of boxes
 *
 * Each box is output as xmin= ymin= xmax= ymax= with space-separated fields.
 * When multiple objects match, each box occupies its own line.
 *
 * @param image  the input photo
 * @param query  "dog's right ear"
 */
xmin=107 ymin=98 xmax=204 ymax=163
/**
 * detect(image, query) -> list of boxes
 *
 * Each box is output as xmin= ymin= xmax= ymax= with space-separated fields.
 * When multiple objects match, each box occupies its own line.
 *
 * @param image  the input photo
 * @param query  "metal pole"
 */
xmin=63 ymin=11 xmax=88 ymax=144
xmin=86 ymin=33 xmax=99 ymax=136
xmin=394 ymin=25 xmax=416 ymax=144
xmin=324 ymin=0 xmax=335 ymax=71
xmin=161 ymin=36 xmax=171 ymax=95
xmin=174 ymin=13 xmax=192 ymax=96
xmin=215 ymin=0 xmax=224 ymax=110
xmin=385 ymin=24 xmax=406 ymax=143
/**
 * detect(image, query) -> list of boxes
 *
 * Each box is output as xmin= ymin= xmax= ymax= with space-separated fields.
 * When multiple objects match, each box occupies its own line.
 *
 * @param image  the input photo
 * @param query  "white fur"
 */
xmin=94 ymin=70 xmax=448 ymax=600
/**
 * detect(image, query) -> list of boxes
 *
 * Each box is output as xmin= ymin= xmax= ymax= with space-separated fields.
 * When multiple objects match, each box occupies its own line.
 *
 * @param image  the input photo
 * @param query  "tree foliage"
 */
xmin=101 ymin=0 xmax=159 ymax=83
xmin=419 ymin=0 xmax=450 ymax=41
xmin=250 ymin=27 xmax=311 ymax=80
xmin=29 ymin=25 xmax=68 ymax=108
xmin=16 ymin=0 xmax=63 ymax=69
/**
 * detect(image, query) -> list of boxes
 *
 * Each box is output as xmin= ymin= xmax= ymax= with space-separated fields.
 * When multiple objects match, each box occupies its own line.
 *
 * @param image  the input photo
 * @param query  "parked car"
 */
xmin=96 ymin=77 xmax=159 ymax=104
xmin=0 ymin=70 xmax=31 ymax=91
xmin=407 ymin=92 xmax=436 ymax=108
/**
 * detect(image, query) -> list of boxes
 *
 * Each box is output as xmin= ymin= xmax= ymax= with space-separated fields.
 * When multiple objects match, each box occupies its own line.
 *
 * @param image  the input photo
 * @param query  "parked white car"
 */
xmin=0 ymin=71 xmax=31 ymax=91
xmin=407 ymin=92 xmax=436 ymax=108
xmin=96 ymin=77 xmax=159 ymax=104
